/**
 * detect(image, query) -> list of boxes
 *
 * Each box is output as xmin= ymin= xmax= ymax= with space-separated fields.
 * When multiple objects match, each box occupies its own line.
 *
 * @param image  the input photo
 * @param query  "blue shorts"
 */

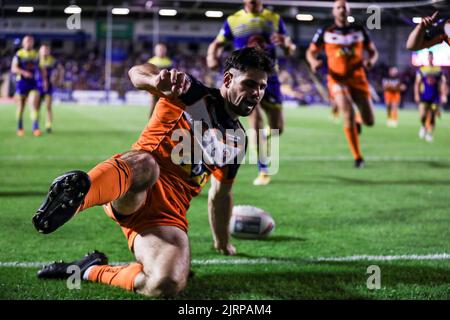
xmin=38 ymin=83 xmax=53 ymax=96
xmin=15 ymin=79 xmax=38 ymax=96
xmin=262 ymin=75 xmax=282 ymax=107
xmin=420 ymin=95 xmax=440 ymax=105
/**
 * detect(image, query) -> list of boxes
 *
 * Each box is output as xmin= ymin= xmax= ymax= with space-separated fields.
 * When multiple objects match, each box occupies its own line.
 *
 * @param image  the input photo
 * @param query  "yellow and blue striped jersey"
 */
xmin=37 ymin=55 xmax=57 ymax=84
xmin=12 ymin=48 xmax=39 ymax=81
xmin=418 ymin=65 xmax=443 ymax=100
xmin=215 ymin=8 xmax=288 ymax=62
xmin=148 ymin=56 xmax=174 ymax=70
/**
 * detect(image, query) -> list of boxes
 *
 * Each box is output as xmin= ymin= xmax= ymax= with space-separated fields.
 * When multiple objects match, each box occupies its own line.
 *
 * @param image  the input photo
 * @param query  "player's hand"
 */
xmin=441 ymin=95 xmax=448 ymax=104
xmin=270 ymin=33 xmax=285 ymax=46
xmin=152 ymin=69 xmax=190 ymax=98
xmin=310 ymin=59 xmax=323 ymax=73
xmin=43 ymin=80 xmax=49 ymax=92
xmin=214 ymin=242 xmax=236 ymax=256
xmin=207 ymin=55 xmax=220 ymax=71
xmin=414 ymin=95 xmax=421 ymax=104
xmin=22 ymin=71 xmax=33 ymax=79
xmin=419 ymin=11 xmax=438 ymax=29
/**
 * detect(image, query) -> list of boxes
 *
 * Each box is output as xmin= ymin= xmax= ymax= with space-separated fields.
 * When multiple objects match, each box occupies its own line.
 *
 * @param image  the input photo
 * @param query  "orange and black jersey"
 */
xmin=133 ymin=75 xmax=246 ymax=207
xmin=310 ymin=24 xmax=372 ymax=78
xmin=382 ymin=77 xmax=402 ymax=93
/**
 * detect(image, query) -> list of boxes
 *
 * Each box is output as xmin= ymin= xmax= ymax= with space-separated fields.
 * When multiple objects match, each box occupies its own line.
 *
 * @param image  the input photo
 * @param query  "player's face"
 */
xmin=154 ymin=44 xmax=167 ymax=57
xmin=333 ymin=0 xmax=349 ymax=23
xmin=39 ymin=45 xmax=50 ymax=56
xmin=244 ymin=0 xmax=263 ymax=14
xmin=22 ymin=36 xmax=34 ymax=50
xmin=428 ymin=52 xmax=434 ymax=65
xmin=225 ymin=68 xmax=268 ymax=117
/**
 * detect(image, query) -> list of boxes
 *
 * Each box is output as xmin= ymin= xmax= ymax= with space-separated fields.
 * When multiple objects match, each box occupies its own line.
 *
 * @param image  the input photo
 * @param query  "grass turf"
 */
xmin=0 ymin=103 xmax=449 ymax=300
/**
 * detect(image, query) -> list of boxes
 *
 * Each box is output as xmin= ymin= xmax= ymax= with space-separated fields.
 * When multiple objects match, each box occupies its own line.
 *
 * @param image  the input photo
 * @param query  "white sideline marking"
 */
xmin=1 ymin=253 xmax=449 ymax=268
xmin=1 ymin=155 xmax=450 ymax=162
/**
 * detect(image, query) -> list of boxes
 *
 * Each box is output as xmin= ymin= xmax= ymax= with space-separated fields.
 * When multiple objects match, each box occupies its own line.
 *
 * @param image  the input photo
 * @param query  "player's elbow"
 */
xmin=128 ymin=66 xmax=139 ymax=87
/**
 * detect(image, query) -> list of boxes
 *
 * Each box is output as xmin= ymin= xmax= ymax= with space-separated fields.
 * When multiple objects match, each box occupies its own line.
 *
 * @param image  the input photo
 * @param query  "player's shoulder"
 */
xmin=15 ymin=48 xmax=27 ymax=57
xmin=48 ymin=55 xmax=56 ymax=63
xmin=148 ymin=56 xmax=159 ymax=64
xmin=261 ymin=8 xmax=280 ymax=20
xmin=322 ymin=24 xmax=338 ymax=33
xmin=227 ymin=9 xmax=245 ymax=21
xmin=16 ymin=48 xmax=38 ymax=59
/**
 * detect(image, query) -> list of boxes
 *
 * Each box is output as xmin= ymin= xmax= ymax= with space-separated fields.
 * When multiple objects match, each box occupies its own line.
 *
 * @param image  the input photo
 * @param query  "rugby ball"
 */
xmin=229 ymin=205 xmax=275 ymax=239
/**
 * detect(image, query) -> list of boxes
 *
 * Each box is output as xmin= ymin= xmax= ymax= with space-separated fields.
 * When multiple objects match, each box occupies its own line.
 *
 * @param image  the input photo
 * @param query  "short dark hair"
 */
xmin=223 ymin=47 xmax=274 ymax=75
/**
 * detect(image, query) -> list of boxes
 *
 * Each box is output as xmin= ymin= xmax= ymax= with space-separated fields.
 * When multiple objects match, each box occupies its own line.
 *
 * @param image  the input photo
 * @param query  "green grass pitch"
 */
xmin=0 ymin=103 xmax=449 ymax=300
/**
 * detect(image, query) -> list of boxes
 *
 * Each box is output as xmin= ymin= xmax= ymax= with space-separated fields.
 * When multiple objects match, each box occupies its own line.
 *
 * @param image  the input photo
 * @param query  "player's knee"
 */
xmin=144 ymin=275 xmax=185 ymax=298
xmin=122 ymin=151 xmax=160 ymax=191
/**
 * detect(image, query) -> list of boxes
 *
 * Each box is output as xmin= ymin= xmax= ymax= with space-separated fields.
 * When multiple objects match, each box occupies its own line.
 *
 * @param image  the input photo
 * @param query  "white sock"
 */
xmin=83 ymin=265 xmax=95 ymax=281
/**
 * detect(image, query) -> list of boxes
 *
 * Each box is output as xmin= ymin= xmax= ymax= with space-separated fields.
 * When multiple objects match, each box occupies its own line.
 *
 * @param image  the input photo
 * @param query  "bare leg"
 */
xmin=334 ymin=92 xmax=355 ymax=129
xmin=133 ymin=226 xmax=190 ymax=298
xmin=30 ymin=91 xmax=41 ymax=135
xmin=45 ymin=95 xmax=53 ymax=131
xmin=418 ymin=103 xmax=427 ymax=139
xmin=15 ymin=95 xmax=27 ymax=135
xmin=351 ymin=92 xmax=375 ymax=127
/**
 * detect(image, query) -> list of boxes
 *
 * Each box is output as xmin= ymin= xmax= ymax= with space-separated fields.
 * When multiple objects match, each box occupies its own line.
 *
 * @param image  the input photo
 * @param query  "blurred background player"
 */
xmin=406 ymin=11 xmax=449 ymax=50
xmin=10 ymin=35 xmax=41 ymax=136
xmin=382 ymin=67 xmax=406 ymax=128
xmin=147 ymin=43 xmax=173 ymax=118
xmin=207 ymin=0 xmax=296 ymax=185
xmin=414 ymin=51 xmax=447 ymax=142
xmin=306 ymin=0 xmax=378 ymax=168
xmin=37 ymin=44 xmax=57 ymax=133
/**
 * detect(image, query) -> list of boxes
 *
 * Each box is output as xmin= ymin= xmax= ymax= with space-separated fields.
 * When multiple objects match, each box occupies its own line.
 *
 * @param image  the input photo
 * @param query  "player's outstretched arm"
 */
xmin=128 ymin=63 xmax=191 ymax=100
xmin=406 ymin=11 xmax=440 ymax=50
xmin=208 ymin=176 xmax=236 ymax=256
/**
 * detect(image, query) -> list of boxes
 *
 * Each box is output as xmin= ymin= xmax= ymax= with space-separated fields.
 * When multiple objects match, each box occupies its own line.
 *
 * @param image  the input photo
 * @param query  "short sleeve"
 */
xmin=310 ymin=28 xmax=324 ymax=50
xmin=278 ymin=16 xmax=287 ymax=35
xmin=215 ymin=20 xmax=233 ymax=44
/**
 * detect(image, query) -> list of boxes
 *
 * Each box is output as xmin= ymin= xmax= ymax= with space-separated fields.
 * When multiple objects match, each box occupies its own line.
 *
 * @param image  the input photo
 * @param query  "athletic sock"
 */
xmin=344 ymin=127 xmax=362 ymax=160
xmin=87 ymin=263 xmax=143 ymax=291
xmin=391 ymin=109 xmax=398 ymax=122
xmin=32 ymin=121 xmax=39 ymax=131
xmin=31 ymin=109 xmax=39 ymax=130
xmin=17 ymin=118 xmax=23 ymax=130
xmin=77 ymin=158 xmax=132 ymax=212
